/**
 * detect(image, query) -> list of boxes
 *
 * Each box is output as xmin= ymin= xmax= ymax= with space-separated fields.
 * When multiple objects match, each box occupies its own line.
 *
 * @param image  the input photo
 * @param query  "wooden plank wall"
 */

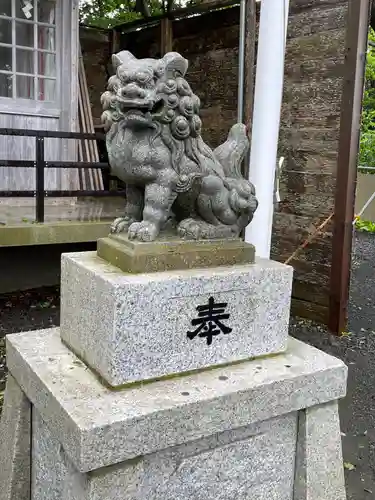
xmin=118 ymin=7 xmax=242 ymax=149
xmin=272 ymin=0 xmax=349 ymax=323
xmin=0 ymin=114 xmax=78 ymax=191
xmin=80 ymin=27 xmax=110 ymax=128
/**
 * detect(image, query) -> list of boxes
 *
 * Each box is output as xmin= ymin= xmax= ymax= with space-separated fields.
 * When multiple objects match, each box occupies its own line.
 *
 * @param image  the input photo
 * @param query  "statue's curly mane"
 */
xmin=101 ymin=72 xmax=218 ymax=182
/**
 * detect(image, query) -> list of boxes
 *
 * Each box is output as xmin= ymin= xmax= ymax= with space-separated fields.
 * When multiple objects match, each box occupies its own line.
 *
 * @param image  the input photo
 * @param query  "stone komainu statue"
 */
xmin=101 ymin=51 xmax=258 ymax=241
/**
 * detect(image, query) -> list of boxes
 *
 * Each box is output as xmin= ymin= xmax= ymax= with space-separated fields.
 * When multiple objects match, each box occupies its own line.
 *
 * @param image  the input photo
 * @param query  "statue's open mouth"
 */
xmin=116 ymin=98 xmax=164 ymax=127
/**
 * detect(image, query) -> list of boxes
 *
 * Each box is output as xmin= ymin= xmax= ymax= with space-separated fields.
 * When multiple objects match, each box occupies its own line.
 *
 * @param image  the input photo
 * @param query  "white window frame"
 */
xmin=0 ymin=0 xmax=61 ymax=117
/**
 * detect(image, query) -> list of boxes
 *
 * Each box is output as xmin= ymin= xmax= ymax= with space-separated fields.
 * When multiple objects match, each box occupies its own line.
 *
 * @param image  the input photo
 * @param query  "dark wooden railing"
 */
xmin=0 ymin=128 xmax=124 ymax=223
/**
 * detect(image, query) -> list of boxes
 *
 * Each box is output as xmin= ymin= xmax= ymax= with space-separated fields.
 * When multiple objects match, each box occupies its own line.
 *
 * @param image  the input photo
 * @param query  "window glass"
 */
xmin=16 ymin=74 xmax=34 ymax=99
xmin=0 ymin=0 xmax=59 ymax=103
xmin=0 ymin=46 xmax=12 ymax=71
xmin=16 ymin=49 xmax=34 ymax=74
xmin=37 ymin=1 xmax=55 ymax=24
xmin=38 ymin=52 xmax=55 ymax=77
xmin=15 ymin=0 xmax=35 ymax=20
xmin=0 ymin=1 xmax=12 ymax=17
xmin=0 ymin=72 xmax=12 ymax=97
xmin=38 ymin=78 xmax=55 ymax=101
xmin=16 ymin=21 xmax=34 ymax=48
xmin=38 ymin=26 xmax=55 ymax=50
xmin=0 ymin=18 xmax=12 ymax=44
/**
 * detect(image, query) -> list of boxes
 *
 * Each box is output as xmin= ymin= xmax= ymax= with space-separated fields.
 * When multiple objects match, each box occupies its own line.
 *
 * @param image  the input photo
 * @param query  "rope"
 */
xmin=283 ymin=213 xmax=334 ymax=265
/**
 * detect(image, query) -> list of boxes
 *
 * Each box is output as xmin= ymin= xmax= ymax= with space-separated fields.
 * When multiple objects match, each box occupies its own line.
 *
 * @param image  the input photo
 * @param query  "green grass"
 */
xmin=354 ymin=216 xmax=375 ymax=233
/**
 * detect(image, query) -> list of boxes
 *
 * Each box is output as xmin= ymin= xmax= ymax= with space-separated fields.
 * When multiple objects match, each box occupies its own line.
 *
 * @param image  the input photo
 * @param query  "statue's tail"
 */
xmin=213 ymin=123 xmax=249 ymax=179
xmin=213 ymin=123 xmax=258 ymax=225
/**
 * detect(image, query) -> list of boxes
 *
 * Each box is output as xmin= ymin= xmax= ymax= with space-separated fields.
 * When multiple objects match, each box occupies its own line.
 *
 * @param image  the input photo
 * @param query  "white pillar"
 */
xmin=245 ymin=0 xmax=290 ymax=258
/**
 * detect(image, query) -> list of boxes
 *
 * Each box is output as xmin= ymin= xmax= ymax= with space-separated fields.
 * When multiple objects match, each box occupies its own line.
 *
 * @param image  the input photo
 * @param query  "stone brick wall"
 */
xmin=79 ymin=0 xmax=351 ymax=324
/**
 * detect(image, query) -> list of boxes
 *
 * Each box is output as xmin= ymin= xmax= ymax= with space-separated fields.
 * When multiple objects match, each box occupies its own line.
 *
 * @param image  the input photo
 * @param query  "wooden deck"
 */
xmin=0 ymin=197 xmax=124 ymax=247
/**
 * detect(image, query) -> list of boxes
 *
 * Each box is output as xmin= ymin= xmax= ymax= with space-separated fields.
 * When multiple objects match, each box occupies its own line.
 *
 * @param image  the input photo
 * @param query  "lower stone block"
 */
xmin=3 ymin=327 xmax=347 ymax=500
xmin=294 ymin=401 xmax=346 ymax=500
xmin=33 ymin=410 xmax=298 ymax=500
xmin=32 ymin=410 xmax=84 ymax=500
xmin=0 ymin=375 xmax=31 ymax=500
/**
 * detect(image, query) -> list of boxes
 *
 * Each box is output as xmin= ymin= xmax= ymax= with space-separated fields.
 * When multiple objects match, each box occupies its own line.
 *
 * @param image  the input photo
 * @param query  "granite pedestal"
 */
xmin=60 ymin=252 xmax=293 ymax=387
xmin=0 ymin=239 xmax=347 ymax=500
xmin=1 ymin=328 xmax=347 ymax=500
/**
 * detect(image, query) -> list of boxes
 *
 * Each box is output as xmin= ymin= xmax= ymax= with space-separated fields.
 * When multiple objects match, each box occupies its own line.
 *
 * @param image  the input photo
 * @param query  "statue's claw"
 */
xmin=128 ymin=221 xmax=159 ymax=242
xmin=110 ymin=217 xmax=136 ymax=234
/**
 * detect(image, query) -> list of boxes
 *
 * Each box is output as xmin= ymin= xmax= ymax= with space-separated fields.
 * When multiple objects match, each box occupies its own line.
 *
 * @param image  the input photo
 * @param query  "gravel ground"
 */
xmin=0 ymin=286 xmax=60 ymax=392
xmin=290 ymin=230 xmax=375 ymax=499
xmin=0 ymin=231 xmax=374 ymax=497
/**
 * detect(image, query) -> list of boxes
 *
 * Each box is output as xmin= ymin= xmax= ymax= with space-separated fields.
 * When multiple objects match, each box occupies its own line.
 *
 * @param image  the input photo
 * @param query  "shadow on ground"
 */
xmin=0 ymin=231 xmax=374 ymax=498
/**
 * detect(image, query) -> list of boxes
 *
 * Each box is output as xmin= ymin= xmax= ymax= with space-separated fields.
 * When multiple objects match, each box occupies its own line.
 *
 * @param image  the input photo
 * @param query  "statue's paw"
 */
xmin=110 ymin=217 xmax=136 ymax=234
xmin=178 ymin=218 xmax=207 ymax=240
xmin=178 ymin=218 xmax=238 ymax=240
xmin=128 ymin=221 xmax=159 ymax=242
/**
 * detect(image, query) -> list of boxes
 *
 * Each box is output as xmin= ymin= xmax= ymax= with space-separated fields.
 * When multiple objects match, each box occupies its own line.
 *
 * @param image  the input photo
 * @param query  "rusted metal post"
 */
xmin=329 ymin=0 xmax=372 ymax=334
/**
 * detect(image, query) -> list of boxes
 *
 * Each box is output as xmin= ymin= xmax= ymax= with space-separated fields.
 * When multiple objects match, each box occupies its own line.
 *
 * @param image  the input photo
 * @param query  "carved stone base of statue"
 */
xmin=97 ymin=233 xmax=255 ymax=274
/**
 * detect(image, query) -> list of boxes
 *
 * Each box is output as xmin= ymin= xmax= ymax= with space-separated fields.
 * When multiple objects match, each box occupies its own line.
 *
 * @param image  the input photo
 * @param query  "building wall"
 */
xmin=0 ymin=0 xmax=80 ymax=192
xmin=80 ymin=0 xmax=350 ymax=324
